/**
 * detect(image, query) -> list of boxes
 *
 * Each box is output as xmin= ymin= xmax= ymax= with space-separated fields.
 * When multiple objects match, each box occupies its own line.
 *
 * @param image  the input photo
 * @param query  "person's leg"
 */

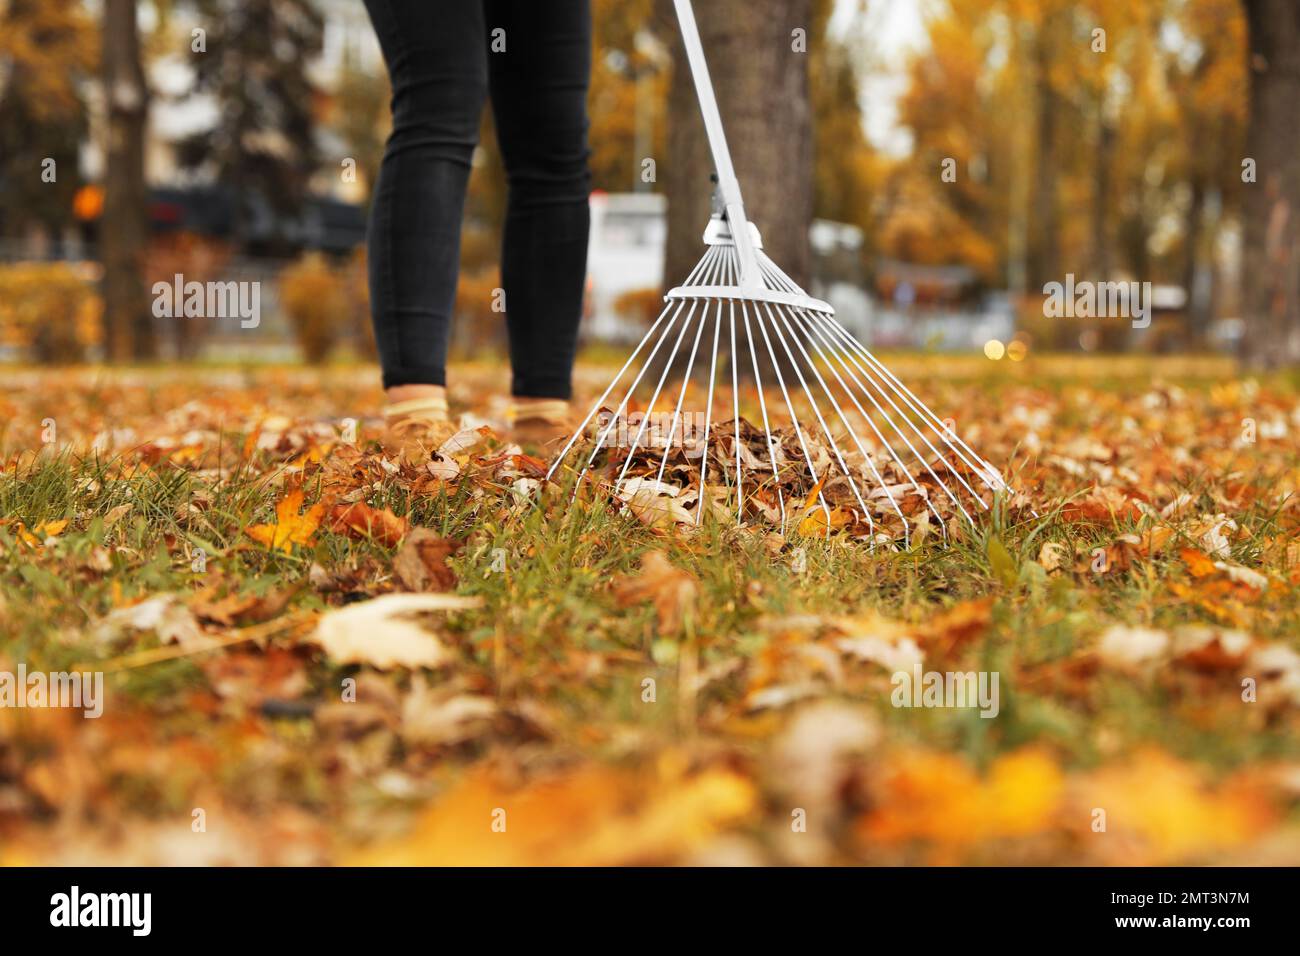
xmin=484 ymin=0 xmax=592 ymax=409
xmin=362 ymin=0 xmax=488 ymax=423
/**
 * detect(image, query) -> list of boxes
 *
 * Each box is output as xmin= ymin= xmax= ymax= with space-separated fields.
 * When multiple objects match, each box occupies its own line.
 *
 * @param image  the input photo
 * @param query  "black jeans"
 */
xmin=362 ymin=0 xmax=591 ymax=398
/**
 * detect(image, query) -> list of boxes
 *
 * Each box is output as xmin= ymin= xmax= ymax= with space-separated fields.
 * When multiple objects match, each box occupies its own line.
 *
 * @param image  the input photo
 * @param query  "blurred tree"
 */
xmin=589 ymin=0 xmax=668 ymax=192
xmin=1164 ymin=0 xmax=1246 ymax=343
xmin=1240 ymin=0 xmax=1300 ymax=366
xmin=178 ymin=0 xmax=323 ymax=247
xmin=280 ymin=250 xmax=345 ymax=363
xmin=889 ymin=0 xmax=1249 ymax=348
xmin=890 ymin=0 xmax=1009 ymax=280
xmin=330 ymin=56 xmax=390 ymax=205
xmin=810 ymin=0 xmax=881 ymax=248
xmin=102 ymin=0 xmax=154 ymax=360
xmin=0 ymin=0 xmax=95 ymax=247
xmin=0 ymin=262 xmax=103 ymax=363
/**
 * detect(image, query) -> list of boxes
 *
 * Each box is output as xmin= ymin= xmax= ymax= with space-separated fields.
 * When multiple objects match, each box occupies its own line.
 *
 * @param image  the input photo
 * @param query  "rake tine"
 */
xmin=546 ymin=299 xmax=678 ymax=484
xmin=575 ymin=298 xmax=689 ymax=484
xmin=653 ymin=297 xmax=708 ymax=486
xmin=792 ymin=304 xmax=978 ymax=528
xmin=845 ymin=334 xmax=1009 ymax=493
xmin=613 ymin=300 xmax=701 ymax=495
xmin=751 ymin=302 xmax=833 ymax=538
xmin=577 ymin=249 xmax=719 ymax=483
xmin=695 ymin=299 xmax=723 ymax=525
xmin=761 ymin=302 xmax=878 ymax=545
xmin=777 ymin=305 xmax=912 ymax=544
xmin=729 ymin=299 xmax=743 ymax=523
xmin=751 ymin=255 xmax=949 ymax=536
xmin=782 ymin=305 xmax=940 ymax=541
xmin=762 ymin=252 xmax=1008 ymax=498
xmin=741 ymin=300 xmax=788 ymax=533
xmin=764 ymin=303 xmax=899 ymax=548
xmin=805 ymin=309 xmax=991 ymax=513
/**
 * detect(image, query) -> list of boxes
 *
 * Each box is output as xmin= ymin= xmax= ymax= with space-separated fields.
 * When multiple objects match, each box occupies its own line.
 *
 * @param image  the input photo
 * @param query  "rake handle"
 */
xmin=672 ymin=0 xmax=764 ymax=293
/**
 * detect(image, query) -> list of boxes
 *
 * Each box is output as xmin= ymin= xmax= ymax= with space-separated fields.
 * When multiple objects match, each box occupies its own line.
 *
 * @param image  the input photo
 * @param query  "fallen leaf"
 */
xmin=245 ymin=489 xmax=326 ymax=553
xmin=93 ymin=594 xmax=213 ymax=652
xmin=200 ymin=646 xmax=309 ymax=704
xmin=917 ymin=598 xmax=993 ymax=658
xmin=193 ymin=580 xmax=305 ymax=627
xmin=400 ymin=675 xmax=497 ymax=746
xmin=1096 ymin=625 xmax=1170 ymax=670
xmin=612 ymin=551 xmax=698 ymax=634
xmin=1181 ymin=547 xmax=1219 ymax=578
xmin=857 ymin=748 xmax=1064 ymax=861
xmin=1037 ymin=541 xmax=1068 ymax=573
xmin=326 ymin=501 xmax=408 ymax=548
xmin=103 ymin=503 xmax=132 ymax=528
xmin=1076 ymin=751 xmax=1277 ymax=864
xmin=308 ymin=593 xmax=481 ymax=669
xmin=349 ymin=760 xmax=756 ymax=866
xmin=393 ymin=528 xmax=460 ymax=592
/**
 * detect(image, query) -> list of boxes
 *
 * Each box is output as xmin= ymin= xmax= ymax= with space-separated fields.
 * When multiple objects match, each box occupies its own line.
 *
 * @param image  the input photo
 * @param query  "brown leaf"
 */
xmin=199 ymin=647 xmax=310 ymax=704
xmin=917 ymin=598 xmax=993 ymax=658
xmin=326 ymin=501 xmax=408 ymax=548
xmin=612 ymin=551 xmax=698 ymax=634
xmin=393 ymin=528 xmax=460 ymax=592
xmin=193 ymin=580 xmax=305 ymax=627
xmin=1059 ymin=486 xmax=1145 ymax=526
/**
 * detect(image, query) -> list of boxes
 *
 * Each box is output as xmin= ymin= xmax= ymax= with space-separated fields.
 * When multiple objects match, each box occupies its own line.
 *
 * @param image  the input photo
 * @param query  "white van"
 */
xmin=585 ymin=192 xmax=668 ymax=343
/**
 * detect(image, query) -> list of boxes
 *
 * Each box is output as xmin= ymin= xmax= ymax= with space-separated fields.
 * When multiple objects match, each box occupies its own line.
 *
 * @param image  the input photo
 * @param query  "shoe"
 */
xmin=507 ymin=398 xmax=574 ymax=451
xmin=382 ymin=396 xmax=454 ymax=462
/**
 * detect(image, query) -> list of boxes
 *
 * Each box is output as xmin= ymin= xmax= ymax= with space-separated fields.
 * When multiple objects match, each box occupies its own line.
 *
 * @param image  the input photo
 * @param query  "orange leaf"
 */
xmin=1180 ymin=547 xmax=1218 ymax=578
xmin=327 ymin=501 xmax=409 ymax=548
xmin=918 ymin=598 xmax=993 ymax=658
xmin=245 ymin=488 xmax=325 ymax=553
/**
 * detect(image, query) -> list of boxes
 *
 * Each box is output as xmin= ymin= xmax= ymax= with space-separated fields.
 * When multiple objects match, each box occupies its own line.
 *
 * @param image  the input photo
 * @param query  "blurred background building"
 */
xmin=0 ymin=0 xmax=1295 ymax=367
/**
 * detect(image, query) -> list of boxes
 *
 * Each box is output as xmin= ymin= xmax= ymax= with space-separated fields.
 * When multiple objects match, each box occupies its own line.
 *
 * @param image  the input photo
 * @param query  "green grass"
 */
xmin=1 ymin=362 xmax=1297 ymax=863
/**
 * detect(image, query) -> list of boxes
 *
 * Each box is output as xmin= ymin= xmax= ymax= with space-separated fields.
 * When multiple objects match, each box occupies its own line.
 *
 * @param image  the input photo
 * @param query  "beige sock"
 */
xmin=508 ymin=398 xmax=570 ymax=425
xmin=384 ymin=395 xmax=449 ymax=425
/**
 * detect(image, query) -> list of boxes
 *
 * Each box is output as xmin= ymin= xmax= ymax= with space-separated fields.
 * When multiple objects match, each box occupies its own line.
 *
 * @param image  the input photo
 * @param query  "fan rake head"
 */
xmin=545 ymin=217 xmax=1017 ymax=549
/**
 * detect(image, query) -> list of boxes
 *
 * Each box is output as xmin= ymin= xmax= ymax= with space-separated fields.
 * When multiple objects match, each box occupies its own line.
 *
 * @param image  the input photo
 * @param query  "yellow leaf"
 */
xmin=349 ymin=761 xmax=756 ymax=866
xmin=34 ymin=518 xmax=69 ymax=537
xmin=987 ymin=537 xmax=1018 ymax=586
xmin=245 ymin=489 xmax=325 ymax=553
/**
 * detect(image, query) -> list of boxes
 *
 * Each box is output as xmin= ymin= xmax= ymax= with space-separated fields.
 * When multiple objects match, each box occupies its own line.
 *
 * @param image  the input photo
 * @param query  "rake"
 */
xmin=545 ymin=0 xmax=1016 ymax=547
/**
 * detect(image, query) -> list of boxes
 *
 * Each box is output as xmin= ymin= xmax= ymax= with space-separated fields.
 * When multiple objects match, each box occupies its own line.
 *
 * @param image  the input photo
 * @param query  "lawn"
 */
xmin=1 ymin=355 xmax=1298 ymax=865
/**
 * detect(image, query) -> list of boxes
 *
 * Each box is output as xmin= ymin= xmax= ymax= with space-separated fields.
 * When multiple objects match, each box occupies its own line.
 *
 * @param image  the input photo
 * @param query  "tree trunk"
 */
xmin=655 ymin=0 xmax=813 ymax=390
xmin=1181 ymin=178 xmax=1207 ymax=345
xmin=661 ymin=0 xmax=814 ymax=294
xmin=1029 ymin=27 xmax=1060 ymax=289
xmin=101 ymin=0 xmax=154 ymax=361
xmin=1090 ymin=115 xmax=1113 ymax=280
xmin=1241 ymin=0 xmax=1300 ymax=367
